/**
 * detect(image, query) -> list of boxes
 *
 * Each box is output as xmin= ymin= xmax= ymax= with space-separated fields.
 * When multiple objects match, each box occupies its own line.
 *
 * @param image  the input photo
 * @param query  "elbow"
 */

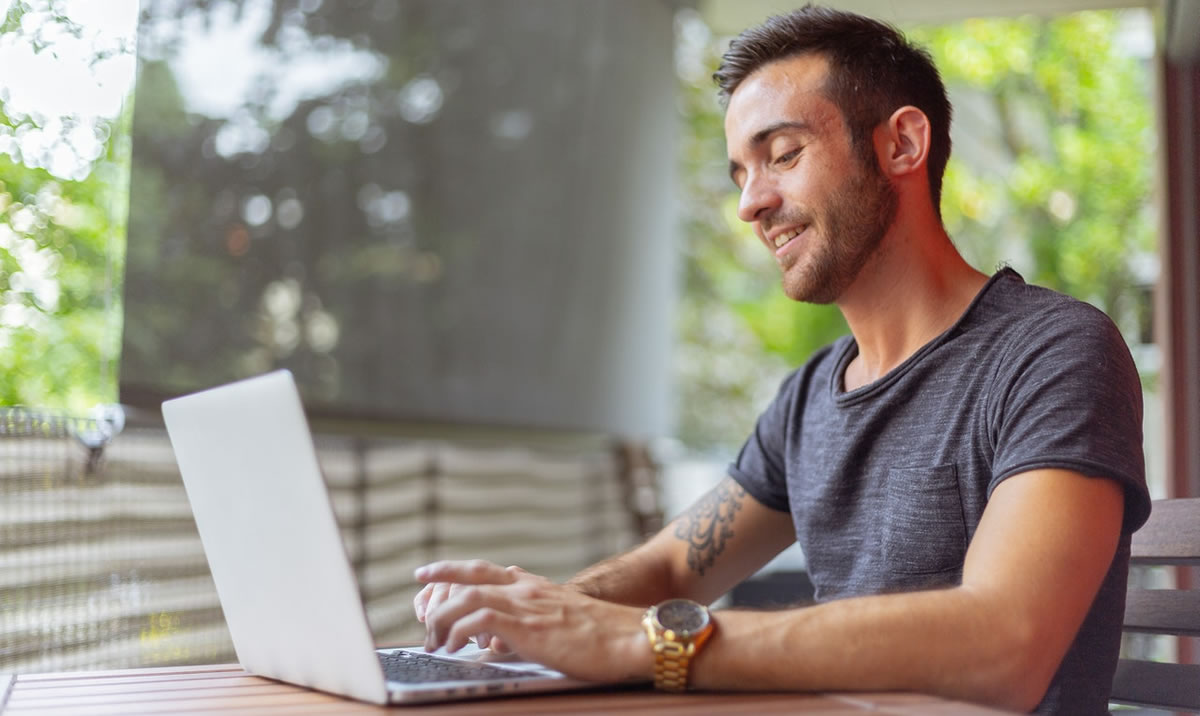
xmin=981 ymin=620 xmax=1059 ymax=713
xmin=1001 ymin=683 xmax=1051 ymax=714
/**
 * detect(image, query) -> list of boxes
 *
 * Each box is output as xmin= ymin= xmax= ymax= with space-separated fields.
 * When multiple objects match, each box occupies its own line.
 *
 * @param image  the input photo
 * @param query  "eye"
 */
xmin=774 ymin=148 xmax=802 ymax=165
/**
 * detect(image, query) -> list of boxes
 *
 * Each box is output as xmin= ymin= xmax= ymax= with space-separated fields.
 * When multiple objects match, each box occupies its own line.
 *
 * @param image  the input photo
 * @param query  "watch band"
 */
xmin=647 ymin=630 xmax=692 ymax=692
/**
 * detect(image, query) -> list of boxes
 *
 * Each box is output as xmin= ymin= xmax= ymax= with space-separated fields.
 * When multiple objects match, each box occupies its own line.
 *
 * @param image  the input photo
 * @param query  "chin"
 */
xmin=782 ymin=281 xmax=837 ymax=305
xmin=781 ymin=269 xmax=839 ymax=304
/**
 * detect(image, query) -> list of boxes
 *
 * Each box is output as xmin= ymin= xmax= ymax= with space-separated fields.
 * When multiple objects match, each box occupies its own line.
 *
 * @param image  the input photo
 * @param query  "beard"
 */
xmin=777 ymin=160 xmax=898 ymax=304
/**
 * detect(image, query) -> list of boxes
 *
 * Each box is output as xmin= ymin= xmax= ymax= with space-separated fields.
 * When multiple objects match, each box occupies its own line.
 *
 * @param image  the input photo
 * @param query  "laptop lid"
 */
xmin=162 ymin=370 xmax=390 ymax=704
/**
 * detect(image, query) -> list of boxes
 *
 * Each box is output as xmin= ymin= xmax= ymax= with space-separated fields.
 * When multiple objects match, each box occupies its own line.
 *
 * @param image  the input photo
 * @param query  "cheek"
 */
xmin=777 ymin=168 xmax=822 ymax=208
xmin=786 ymin=155 xmax=843 ymax=205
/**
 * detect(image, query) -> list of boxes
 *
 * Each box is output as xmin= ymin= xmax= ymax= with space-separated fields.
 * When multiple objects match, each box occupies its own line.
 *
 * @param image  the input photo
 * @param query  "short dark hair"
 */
xmin=714 ymin=5 xmax=952 ymax=217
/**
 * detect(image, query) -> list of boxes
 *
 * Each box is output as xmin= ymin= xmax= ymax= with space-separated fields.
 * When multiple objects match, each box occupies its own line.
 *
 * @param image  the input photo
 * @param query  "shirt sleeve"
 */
xmin=987 ymin=299 xmax=1151 ymax=533
xmin=727 ymin=365 xmax=809 ymax=513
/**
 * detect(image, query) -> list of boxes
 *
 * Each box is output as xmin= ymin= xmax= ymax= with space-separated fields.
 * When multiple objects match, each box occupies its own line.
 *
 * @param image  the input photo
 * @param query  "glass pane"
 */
xmin=124 ymin=0 xmax=677 ymax=434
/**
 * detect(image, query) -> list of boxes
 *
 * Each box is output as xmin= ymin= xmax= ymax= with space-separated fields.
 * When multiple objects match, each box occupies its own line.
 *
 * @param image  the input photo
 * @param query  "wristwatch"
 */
xmin=641 ymin=598 xmax=714 ymax=691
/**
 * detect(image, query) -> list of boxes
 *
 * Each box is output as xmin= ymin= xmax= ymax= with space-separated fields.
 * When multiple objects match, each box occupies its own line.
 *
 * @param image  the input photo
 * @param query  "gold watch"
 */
xmin=641 ymin=598 xmax=714 ymax=692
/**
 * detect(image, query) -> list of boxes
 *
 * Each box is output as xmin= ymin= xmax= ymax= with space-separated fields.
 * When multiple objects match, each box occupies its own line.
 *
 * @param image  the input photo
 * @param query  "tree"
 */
xmin=0 ymin=0 xmax=133 ymax=414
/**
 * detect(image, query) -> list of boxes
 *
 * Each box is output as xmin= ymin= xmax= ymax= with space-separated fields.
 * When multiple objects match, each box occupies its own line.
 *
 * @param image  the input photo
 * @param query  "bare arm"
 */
xmin=412 ymin=477 xmax=793 ymax=679
xmin=688 ymin=468 xmax=1124 ymax=711
xmin=418 ymin=468 xmax=1122 ymax=710
xmin=567 ymin=476 xmax=796 ymax=605
xmin=414 ymin=476 xmax=793 ymax=638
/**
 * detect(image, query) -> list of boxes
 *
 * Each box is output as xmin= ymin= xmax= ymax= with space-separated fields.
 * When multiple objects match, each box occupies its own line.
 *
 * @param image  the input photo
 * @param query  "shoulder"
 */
xmin=983 ymin=271 xmax=1131 ymax=363
xmin=1018 ymin=283 xmax=1115 ymax=330
xmin=980 ymin=273 xmax=1143 ymax=444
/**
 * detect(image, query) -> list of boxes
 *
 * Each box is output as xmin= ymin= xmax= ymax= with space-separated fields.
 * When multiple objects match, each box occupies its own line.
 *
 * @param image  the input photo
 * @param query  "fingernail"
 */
xmin=414 ymin=566 xmax=428 ymax=580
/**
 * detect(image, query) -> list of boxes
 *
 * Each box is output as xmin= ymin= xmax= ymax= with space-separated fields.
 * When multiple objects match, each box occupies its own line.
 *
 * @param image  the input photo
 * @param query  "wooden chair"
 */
xmin=1110 ymin=498 xmax=1200 ymax=711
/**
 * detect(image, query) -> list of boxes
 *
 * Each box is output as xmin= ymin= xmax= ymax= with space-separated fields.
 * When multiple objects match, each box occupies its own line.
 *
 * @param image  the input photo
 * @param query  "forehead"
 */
xmin=724 ymin=53 xmax=841 ymax=153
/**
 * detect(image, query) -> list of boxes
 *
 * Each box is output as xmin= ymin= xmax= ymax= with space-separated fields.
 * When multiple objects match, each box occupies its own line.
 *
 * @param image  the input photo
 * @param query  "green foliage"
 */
xmin=675 ymin=9 xmax=1156 ymax=451
xmin=910 ymin=11 xmax=1156 ymax=326
xmin=0 ymin=8 xmax=130 ymax=414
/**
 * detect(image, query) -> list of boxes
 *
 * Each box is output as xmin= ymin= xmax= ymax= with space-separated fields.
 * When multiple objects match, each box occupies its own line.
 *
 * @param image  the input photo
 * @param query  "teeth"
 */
xmin=774 ymin=227 xmax=802 ymax=248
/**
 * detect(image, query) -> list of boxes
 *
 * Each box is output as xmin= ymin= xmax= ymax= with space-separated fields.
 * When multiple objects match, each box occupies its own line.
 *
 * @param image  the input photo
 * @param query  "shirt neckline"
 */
xmin=829 ymin=267 xmax=1021 ymax=405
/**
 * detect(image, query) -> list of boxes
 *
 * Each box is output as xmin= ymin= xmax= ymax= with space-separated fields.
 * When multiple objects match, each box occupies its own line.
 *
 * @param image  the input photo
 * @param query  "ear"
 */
xmin=875 ymin=106 xmax=930 ymax=179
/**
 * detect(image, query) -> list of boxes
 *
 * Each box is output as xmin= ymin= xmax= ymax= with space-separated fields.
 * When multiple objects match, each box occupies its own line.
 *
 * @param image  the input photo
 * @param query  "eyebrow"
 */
xmin=728 ymin=120 xmax=813 ymax=184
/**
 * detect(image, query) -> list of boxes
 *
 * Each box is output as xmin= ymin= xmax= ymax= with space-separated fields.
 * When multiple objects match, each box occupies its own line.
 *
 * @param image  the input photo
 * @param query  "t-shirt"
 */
xmin=729 ymin=268 xmax=1152 ymax=715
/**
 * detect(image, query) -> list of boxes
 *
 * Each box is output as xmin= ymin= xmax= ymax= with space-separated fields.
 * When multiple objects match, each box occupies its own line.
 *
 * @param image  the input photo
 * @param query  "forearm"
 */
xmin=692 ymin=586 xmax=1047 ymax=712
xmin=566 ymin=543 xmax=681 ymax=606
xmin=569 ymin=477 xmax=796 ymax=606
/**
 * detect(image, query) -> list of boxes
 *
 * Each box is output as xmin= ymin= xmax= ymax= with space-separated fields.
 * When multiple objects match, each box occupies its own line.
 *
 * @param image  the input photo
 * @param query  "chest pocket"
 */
xmin=881 ymin=464 xmax=967 ymax=575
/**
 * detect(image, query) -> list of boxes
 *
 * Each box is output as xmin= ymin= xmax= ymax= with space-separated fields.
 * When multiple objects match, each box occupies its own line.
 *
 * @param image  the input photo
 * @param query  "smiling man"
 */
xmin=414 ymin=6 xmax=1151 ymax=713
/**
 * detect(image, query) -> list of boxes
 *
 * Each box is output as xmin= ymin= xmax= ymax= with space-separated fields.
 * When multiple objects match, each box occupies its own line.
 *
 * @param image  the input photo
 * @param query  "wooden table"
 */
xmin=0 ymin=664 xmax=1014 ymax=715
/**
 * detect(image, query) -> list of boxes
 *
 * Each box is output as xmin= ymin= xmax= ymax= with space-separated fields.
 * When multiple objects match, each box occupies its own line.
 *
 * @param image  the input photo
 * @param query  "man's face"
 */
xmin=724 ymin=54 xmax=897 ymax=304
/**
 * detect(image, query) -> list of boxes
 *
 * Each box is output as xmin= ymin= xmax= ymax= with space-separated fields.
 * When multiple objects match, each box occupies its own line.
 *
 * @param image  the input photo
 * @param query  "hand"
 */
xmin=413 ymin=569 xmax=517 ymax=653
xmin=415 ymin=559 xmax=651 ymax=683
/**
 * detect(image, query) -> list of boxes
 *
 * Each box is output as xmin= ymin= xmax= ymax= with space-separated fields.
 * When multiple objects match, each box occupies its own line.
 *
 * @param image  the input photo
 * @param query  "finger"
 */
xmin=413 ymin=583 xmax=435 ymax=622
xmin=446 ymin=608 xmax=520 ymax=653
xmin=425 ymin=584 xmax=482 ymax=650
xmin=472 ymin=632 xmax=513 ymax=653
xmin=424 ymin=582 xmax=452 ymax=624
xmin=415 ymin=559 xmax=518 ymax=586
xmin=425 ymin=585 xmax=515 ymax=651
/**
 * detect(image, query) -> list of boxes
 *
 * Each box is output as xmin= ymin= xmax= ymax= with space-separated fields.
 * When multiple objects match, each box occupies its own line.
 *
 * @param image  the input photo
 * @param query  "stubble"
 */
xmin=780 ymin=161 xmax=898 ymax=304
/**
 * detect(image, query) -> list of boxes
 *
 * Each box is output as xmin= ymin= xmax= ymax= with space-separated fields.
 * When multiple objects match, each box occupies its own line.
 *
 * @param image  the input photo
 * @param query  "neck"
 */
xmin=836 ymin=219 xmax=988 ymax=390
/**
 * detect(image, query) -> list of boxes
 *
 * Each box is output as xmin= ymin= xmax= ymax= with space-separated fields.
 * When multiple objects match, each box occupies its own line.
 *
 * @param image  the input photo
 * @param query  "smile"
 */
xmin=772 ymin=226 xmax=807 ymax=250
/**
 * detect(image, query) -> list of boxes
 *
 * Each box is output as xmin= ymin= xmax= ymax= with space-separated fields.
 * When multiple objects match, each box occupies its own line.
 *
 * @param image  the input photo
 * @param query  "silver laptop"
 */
xmin=162 ymin=370 xmax=594 ymax=704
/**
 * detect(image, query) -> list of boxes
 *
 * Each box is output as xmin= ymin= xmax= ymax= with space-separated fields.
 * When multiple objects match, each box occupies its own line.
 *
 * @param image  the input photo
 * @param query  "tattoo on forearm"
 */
xmin=673 ymin=480 xmax=746 ymax=576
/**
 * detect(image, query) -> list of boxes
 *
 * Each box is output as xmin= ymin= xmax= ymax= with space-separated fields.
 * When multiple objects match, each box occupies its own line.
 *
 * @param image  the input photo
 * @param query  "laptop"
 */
xmin=161 ymin=370 xmax=595 ymax=704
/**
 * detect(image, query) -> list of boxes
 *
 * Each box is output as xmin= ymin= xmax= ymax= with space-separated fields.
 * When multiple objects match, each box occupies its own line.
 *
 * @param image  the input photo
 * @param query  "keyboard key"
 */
xmin=379 ymin=650 xmax=540 ymax=683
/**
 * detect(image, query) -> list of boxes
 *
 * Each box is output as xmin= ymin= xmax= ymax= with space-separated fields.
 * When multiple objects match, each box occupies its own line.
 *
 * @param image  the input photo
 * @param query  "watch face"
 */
xmin=656 ymin=599 xmax=709 ymax=635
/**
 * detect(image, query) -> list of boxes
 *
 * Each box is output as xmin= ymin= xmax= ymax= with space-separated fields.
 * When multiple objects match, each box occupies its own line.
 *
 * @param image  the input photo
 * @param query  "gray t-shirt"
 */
xmin=729 ymin=269 xmax=1151 ymax=715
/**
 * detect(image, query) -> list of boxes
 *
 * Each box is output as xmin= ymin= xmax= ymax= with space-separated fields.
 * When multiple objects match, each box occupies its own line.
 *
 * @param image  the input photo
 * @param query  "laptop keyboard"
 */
xmin=379 ymin=650 xmax=541 ymax=683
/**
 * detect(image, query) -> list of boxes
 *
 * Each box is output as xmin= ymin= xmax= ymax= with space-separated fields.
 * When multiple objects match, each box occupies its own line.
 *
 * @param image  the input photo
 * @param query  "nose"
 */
xmin=736 ymin=171 xmax=782 ymax=225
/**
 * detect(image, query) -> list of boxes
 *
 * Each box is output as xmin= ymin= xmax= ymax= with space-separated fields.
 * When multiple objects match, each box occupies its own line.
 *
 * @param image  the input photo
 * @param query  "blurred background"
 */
xmin=0 ymin=0 xmax=1166 ymax=477
xmin=0 ymin=0 xmax=1193 ymax=674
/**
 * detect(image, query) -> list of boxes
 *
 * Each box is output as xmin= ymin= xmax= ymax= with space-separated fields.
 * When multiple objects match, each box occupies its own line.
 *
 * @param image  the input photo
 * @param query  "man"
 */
xmin=414 ymin=6 xmax=1151 ymax=713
